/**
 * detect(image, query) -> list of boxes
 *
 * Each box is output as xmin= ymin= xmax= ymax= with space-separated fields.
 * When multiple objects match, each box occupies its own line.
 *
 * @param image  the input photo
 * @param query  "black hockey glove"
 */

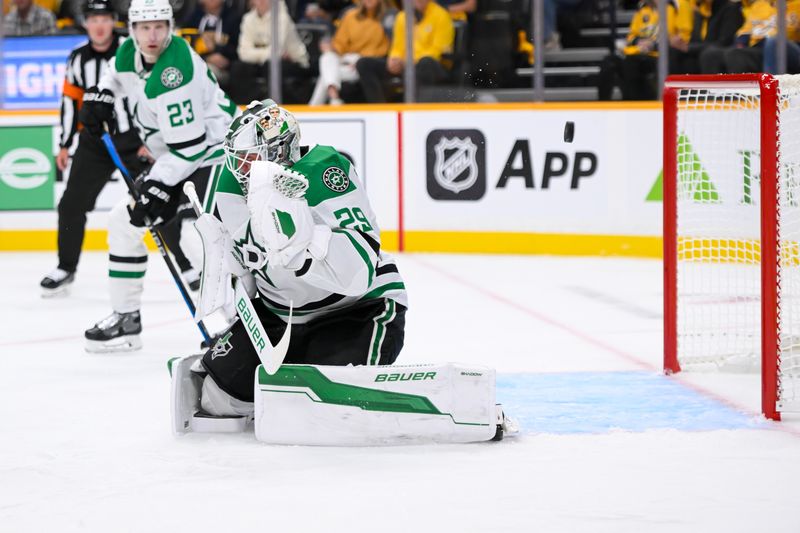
xmin=79 ymin=87 xmax=116 ymax=136
xmin=128 ymin=177 xmax=177 ymax=227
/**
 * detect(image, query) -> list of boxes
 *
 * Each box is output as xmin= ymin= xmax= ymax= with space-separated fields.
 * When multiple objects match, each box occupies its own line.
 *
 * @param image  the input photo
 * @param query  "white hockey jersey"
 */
xmin=99 ymin=35 xmax=238 ymax=186
xmin=209 ymin=145 xmax=407 ymax=324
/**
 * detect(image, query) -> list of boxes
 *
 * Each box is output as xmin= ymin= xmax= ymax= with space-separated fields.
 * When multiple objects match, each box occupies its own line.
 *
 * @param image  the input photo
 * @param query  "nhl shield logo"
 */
xmin=426 ymin=129 xmax=486 ymax=200
xmin=433 ymin=137 xmax=478 ymax=194
xmin=161 ymin=67 xmax=183 ymax=89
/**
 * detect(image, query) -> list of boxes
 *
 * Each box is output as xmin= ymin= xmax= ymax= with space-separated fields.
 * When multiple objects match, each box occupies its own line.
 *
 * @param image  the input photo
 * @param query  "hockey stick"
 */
xmin=183 ymin=181 xmax=292 ymax=374
xmin=101 ymin=133 xmax=211 ymax=345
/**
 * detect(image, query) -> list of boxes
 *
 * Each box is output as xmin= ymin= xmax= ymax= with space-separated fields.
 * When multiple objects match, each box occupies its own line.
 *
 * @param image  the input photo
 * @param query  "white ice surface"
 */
xmin=2 ymin=251 xmax=800 ymax=533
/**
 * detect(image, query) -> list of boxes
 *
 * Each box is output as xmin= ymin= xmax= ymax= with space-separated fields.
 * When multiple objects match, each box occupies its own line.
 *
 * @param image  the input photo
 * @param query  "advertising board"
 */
xmin=2 ymin=36 xmax=87 ymax=110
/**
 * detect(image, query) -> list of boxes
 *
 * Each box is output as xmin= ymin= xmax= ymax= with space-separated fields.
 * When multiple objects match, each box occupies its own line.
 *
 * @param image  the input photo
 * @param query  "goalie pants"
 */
xmin=107 ymin=166 xmax=212 ymax=313
xmin=202 ymin=298 xmax=407 ymax=402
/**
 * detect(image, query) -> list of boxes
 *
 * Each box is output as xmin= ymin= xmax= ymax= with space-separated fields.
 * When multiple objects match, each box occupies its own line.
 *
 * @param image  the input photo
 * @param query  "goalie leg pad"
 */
xmin=169 ymin=354 xmax=249 ymax=434
xmin=169 ymin=354 xmax=205 ymax=435
xmin=254 ymin=363 xmax=499 ymax=445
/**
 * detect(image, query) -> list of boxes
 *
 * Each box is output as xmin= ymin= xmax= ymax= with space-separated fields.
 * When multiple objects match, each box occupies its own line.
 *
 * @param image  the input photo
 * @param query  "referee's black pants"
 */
xmin=56 ymin=131 xmax=192 ymax=274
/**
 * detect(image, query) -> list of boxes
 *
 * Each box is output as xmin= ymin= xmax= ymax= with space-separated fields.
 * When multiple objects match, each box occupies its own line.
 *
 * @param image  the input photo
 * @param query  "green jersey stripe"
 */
xmin=169 ymin=146 xmax=209 ymax=162
xmin=204 ymin=164 xmax=223 ymax=213
xmin=110 ymin=270 xmax=146 ymax=279
xmin=361 ymin=282 xmax=405 ymax=301
xmin=369 ymin=299 xmax=395 ymax=365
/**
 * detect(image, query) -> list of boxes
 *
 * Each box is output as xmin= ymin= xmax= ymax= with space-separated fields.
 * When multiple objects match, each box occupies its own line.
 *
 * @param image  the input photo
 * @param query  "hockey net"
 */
xmin=663 ymin=74 xmax=800 ymax=420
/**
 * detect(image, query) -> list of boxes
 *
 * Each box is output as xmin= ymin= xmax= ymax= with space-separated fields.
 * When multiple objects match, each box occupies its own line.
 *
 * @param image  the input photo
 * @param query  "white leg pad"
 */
xmin=169 ymin=354 xmax=204 ymax=435
xmin=169 ymin=354 xmax=250 ymax=434
xmin=254 ymin=363 xmax=498 ymax=446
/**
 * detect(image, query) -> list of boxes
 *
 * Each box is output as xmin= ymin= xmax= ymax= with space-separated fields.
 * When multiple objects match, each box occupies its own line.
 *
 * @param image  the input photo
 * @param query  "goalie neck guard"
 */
xmin=223 ymin=99 xmax=301 ymax=196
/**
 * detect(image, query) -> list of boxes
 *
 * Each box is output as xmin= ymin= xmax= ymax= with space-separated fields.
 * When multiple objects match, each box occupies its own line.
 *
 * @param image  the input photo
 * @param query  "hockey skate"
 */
xmin=40 ymin=268 xmax=75 ymax=297
xmin=85 ymin=311 xmax=142 ymax=353
xmin=492 ymin=404 xmax=521 ymax=441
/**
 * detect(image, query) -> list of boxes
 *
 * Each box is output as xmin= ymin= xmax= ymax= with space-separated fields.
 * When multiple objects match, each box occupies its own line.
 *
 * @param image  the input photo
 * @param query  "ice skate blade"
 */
xmin=85 ymin=335 xmax=143 ymax=353
xmin=190 ymin=412 xmax=249 ymax=433
xmin=41 ymin=284 xmax=72 ymax=298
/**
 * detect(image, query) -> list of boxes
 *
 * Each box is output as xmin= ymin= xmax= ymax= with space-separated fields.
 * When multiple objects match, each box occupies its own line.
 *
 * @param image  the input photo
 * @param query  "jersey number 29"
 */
xmin=335 ymin=207 xmax=372 ymax=232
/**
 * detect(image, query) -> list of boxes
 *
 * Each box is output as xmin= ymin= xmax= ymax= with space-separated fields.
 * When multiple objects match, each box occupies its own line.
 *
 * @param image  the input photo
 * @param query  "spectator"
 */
xmin=723 ymin=0 xmax=776 ymax=72
xmin=598 ymin=0 xmax=677 ymax=101
xmin=303 ymin=0 xmax=354 ymax=28
xmin=543 ymin=0 xmax=583 ymax=50
xmin=356 ymin=0 xmax=454 ymax=103
xmin=435 ymin=0 xmax=476 ymax=22
xmin=230 ymin=0 xmax=310 ymax=103
xmin=762 ymin=0 xmax=800 ymax=73
xmin=3 ymin=0 xmax=57 ymax=35
xmin=309 ymin=0 xmax=392 ymax=105
xmin=181 ymin=0 xmax=242 ymax=87
xmin=669 ymin=0 xmax=742 ymax=74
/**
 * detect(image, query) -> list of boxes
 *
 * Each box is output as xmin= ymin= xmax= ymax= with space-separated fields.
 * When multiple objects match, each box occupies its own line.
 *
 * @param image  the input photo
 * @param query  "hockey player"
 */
xmin=191 ymin=100 xmax=407 ymax=417
xmin=40 ymin=0 xmax=201 ymax=297
xmin=78 ymin=0 xmax=238 ymax=352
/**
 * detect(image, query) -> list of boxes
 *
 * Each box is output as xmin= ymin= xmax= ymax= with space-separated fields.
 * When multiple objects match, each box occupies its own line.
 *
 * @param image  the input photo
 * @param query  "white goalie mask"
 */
xmin=128 ymin=0 xmax=174 ymax=58
xmin=223 ymin=99 xmax=302 ymax=196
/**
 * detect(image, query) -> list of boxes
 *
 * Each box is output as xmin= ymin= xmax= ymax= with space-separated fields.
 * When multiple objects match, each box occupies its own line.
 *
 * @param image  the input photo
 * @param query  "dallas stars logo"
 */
xmin=322 ymin=166 xmax=349 ymax=192
xmin=132 ymin=103 xmax=158 ymax=141
xmin=211 ymin=331 xmax=233 ymax=359
xmin=233 ymin=222 xmax=275 ymax=287
xmin=161 ymin=67 xmax=183 ymax=89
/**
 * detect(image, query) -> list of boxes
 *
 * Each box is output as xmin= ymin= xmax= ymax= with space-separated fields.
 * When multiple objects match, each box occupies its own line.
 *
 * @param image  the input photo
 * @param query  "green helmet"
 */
xmin=223 ymin=99 xmax=301 ymax=195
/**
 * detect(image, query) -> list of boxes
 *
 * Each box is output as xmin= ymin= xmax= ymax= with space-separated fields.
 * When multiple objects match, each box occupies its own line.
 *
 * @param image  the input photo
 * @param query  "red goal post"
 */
xmin=663 ymin=74 xmax=800 ymax=421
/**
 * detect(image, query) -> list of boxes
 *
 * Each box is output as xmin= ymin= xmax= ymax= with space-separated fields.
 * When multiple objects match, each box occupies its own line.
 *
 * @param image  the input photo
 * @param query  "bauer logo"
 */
xmin=426 ymin=129 xmax=486 ymax=201
xmin=0 ymin=126 xmax=55 ymax=210
xmin=375 ymin=372 xmax=437 ymax=382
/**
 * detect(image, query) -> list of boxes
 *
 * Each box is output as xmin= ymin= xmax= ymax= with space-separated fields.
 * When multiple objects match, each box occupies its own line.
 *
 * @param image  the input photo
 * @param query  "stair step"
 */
xmin=542 ymin=47 xmax=610 ymax=63
xmin=516 ymin=65 xmax=601 ymax=76
xmin=477 ymin=87 xmax=599 ymax=102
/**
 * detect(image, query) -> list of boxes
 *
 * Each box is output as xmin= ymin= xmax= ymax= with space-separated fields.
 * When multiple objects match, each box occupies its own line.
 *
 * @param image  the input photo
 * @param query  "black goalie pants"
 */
xmin=202 ymin=298 xmax=407 ymax=402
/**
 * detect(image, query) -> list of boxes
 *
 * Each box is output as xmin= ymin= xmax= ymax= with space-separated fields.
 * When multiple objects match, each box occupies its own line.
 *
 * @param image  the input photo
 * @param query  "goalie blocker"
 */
xmin=170 ymin=357 xmax=518 ymax=444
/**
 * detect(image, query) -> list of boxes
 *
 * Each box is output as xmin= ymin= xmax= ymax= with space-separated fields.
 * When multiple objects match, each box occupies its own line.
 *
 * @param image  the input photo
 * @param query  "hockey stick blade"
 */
xmin=234 ymin=281 xmax=292 ymax=375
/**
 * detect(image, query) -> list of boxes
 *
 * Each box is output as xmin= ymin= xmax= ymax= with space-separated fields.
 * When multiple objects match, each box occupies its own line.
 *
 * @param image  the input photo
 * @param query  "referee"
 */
xmin=41 ymin=0 xmax=200 ymax=296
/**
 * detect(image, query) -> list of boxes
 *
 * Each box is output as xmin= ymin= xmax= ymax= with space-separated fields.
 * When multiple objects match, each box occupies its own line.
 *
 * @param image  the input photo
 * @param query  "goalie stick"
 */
xmin=183 ymin=181 xmax=292 ymax=375
xmin=101 ymin=133 xmax=211 ymax=345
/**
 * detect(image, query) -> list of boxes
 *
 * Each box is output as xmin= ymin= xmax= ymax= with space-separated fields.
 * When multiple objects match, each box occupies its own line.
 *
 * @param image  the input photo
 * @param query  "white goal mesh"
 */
xmin=667 ymin=74 xmax=800 ymax=416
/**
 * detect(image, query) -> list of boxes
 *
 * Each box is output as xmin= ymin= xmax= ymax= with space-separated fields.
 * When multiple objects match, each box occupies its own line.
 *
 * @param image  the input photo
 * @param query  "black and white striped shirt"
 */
xmin=60 ymin=34 xmax=135 ymax=149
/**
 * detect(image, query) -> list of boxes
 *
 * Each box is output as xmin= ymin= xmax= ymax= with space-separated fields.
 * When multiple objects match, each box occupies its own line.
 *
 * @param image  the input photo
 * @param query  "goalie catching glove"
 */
xmin=247 ymin=160 xmax=331 ymax=270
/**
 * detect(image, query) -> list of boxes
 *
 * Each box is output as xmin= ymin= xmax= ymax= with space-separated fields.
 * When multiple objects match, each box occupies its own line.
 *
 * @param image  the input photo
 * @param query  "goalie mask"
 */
xmin=223 ymin=100 xmax=302 ymax=196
